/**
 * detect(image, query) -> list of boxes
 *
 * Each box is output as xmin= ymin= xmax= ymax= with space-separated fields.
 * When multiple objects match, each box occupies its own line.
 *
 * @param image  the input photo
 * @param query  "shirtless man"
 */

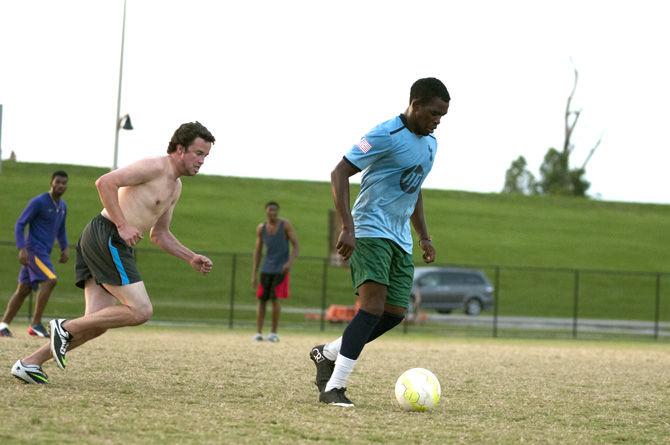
xmin=11 ymin=121 xmax=215 ymax=384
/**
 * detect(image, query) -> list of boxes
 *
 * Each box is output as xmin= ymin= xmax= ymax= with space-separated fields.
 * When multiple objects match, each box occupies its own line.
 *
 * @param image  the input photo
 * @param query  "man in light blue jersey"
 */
xmin=310 ymin=78 xmax=450 ymax=407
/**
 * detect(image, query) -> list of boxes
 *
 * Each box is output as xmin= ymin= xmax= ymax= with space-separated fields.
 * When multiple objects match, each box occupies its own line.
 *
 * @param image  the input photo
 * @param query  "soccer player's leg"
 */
xmin=255 ymin=299 xmax=267 ymax=341
xmin=14 ymin=279 xmax=117 ymax=382
xmin=0 ymin=281 xmax=32 ymax=337
xmin=28 ymin=252 xmax=58 ymax=336
xmin=267 ymin=273 xmax=285 ymax=342
xmin=64 ymin=281 xmax=152 ymax=334
xmin=50 ymin=281 xmax=152 ymax=369
xmin=365 ymin=244 xmax=413 ymax=342
xmin=29 ymin=279 xmax=57 ymax=337
xmin=318 ymin=238 xmax=393 ymax=407
xmin=322 ymin=243 xmax=412 ymax=351
xmin=255 ymin=274 xmax=271 ymax=341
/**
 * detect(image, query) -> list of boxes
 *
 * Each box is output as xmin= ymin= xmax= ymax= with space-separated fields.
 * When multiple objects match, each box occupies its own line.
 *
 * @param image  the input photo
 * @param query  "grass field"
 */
xmin=2 ymin=325 xmax=669 ymax=444
xmin=1 ymin=161 xmax=669 ymax=323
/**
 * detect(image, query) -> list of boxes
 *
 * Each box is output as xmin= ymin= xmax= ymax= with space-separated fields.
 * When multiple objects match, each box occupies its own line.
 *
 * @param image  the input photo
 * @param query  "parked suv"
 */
xmin=411 ymin=267 xmax=494 ymax=316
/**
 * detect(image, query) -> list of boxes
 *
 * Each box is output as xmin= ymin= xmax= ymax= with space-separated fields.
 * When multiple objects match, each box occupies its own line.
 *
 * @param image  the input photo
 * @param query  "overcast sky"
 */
xmin=1 ymin=0 xmax=668 ymax=204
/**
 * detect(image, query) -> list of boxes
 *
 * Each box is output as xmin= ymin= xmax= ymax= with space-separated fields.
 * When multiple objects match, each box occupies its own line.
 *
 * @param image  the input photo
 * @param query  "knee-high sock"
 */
xmin=338 ymin=309 xmax=380 ymax=360
xmin=323 ymin=311 xmax=404 ymax=361
xmin=324 ymin=309 xmax=379 ymax=391
xmin=365 ymin=311 xmax=404 ymax=343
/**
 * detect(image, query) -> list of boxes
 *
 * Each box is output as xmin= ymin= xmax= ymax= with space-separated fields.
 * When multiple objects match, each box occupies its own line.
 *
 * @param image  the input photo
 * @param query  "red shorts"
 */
xmin=256 ymin=272 xmax=290 ymax=300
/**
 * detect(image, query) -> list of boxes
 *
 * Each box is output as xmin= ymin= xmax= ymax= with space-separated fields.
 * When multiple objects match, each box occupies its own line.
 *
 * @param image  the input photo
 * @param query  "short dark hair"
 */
xmin=265 ymin=201 xmax=280 ymax=209
xmin=167 ymin=121 xmax=215 ymax=154
xmin=52 ymin=170 xmax=68 ymax=180
xmin=409 ymin=78 xmax=450 ymax=104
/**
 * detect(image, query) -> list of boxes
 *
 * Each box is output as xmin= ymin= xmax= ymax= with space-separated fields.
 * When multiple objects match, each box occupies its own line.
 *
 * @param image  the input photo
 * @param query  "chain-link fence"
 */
xmin=1 ymin=242 xmax=667 ymax=340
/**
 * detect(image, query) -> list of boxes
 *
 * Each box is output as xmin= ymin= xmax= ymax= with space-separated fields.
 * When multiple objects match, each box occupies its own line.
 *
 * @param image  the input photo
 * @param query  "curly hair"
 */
xmin=167 ymin=121 xmax=215 ymax=153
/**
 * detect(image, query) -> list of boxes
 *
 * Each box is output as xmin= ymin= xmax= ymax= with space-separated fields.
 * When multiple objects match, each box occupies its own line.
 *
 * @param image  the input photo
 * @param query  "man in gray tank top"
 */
xmin=251 ymin=201 xmax=299 ymax=342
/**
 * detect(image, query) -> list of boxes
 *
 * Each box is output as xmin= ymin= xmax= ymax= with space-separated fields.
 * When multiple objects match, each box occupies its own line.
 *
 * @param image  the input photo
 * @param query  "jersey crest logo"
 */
xmin=400 ymin=165 xmax=424 ymax=194
xmin=356 ymin=138 xmax=372 ymax=153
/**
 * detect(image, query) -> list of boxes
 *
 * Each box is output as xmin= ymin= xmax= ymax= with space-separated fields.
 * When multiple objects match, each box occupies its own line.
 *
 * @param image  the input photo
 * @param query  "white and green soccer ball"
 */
xmin=394 ymin=368 xmax=441 ymax=412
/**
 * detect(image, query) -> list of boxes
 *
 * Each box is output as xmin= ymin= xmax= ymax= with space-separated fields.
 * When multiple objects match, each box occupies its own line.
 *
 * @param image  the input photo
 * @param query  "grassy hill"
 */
xmin=0 ymin=161 xmax=668 ymax=324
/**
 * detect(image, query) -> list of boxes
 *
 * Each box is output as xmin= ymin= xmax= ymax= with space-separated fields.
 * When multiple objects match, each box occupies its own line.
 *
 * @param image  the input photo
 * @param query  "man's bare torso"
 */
xmin=101 ymin=157 xmax=181 ymax=234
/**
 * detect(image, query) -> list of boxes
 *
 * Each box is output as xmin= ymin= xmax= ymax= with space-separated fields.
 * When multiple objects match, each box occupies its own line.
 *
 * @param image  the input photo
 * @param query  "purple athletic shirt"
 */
xmin=14 ymin=192 xmax=68 ymax=254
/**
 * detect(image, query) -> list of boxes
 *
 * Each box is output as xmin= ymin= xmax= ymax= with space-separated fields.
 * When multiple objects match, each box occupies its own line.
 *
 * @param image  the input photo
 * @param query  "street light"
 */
xmin=120 ymin=114 xmax=133 ymax=130
xmin=112 ymin=0 xmax=129 ymax=170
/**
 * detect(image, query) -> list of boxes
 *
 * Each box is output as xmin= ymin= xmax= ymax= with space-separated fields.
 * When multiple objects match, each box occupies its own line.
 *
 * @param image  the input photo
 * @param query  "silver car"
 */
xmin=412 ymin=267 xmax=494 ymax=316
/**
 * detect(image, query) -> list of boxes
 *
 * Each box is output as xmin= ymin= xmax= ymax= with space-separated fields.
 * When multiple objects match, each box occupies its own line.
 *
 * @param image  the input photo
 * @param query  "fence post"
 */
xmin=654 ymin=273 xmax=661 ymax=340
xmin=320 ymin=259 xmax=328 ymax=332
xmin=228 ymin=254 xmax=237 ymax=329
xmin=572 ymin=270 xmax=580 ymax=339
xmin=492 ymin=266 xmax=500 ymax=338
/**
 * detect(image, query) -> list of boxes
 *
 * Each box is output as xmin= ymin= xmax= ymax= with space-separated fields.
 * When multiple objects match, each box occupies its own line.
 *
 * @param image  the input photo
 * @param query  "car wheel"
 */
xmin=436 ymin=309 xmax=452 ymax=314
xmin=465 ymin=298 xmax=482 ymax=316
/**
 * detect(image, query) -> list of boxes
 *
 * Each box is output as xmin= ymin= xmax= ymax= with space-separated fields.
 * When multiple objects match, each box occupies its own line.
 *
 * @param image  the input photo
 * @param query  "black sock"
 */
xmin=339 ymin=309 xmax=380 ymax=360
xmin=366 ymin=311 xmax=404 ymax=344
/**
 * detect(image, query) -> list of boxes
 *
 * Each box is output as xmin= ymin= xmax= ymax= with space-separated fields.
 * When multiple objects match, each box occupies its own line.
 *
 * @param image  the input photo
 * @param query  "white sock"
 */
xmin=324 ymin=353 xmax=357 ymax=392
xmin=0 ymin=322 xmax=8 ymax=330
xmin=323 ymin=337 xmax=342 ymax=361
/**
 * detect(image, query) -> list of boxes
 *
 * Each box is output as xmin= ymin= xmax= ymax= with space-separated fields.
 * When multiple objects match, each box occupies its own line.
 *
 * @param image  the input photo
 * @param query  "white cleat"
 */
xmin=11 ymin=360 xmax=49 ymax=384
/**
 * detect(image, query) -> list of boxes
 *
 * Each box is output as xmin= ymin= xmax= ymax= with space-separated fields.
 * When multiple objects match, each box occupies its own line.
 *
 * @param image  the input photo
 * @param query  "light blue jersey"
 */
xmin=344 ymin=115 xmax=437 ymax=254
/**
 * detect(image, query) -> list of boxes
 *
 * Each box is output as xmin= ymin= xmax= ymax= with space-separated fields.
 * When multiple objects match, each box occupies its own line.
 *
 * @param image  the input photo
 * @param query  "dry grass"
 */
xmin=2 ymin=325 xmax=669 ymax=444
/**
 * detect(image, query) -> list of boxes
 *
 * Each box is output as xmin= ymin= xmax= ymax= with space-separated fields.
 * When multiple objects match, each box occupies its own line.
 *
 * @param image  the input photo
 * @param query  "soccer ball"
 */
xmin=394 ymin=368 xmax=441 ymax=411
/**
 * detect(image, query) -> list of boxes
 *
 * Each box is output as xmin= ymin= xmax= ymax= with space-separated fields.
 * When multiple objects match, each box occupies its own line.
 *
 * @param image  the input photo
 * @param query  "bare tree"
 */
xmin=503 ymin=61 xmax=603 ymax=197
xmin=563 ymin=65 xmax=581 ymax=157
xmin=564 ymin=61 xmax=603 ymax=168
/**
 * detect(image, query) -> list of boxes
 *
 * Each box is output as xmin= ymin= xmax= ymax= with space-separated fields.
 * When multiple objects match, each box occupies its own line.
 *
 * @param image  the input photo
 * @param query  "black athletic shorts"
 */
xmin=258 ymin=272 xmax=286 ymax=301
xmin=75 ymin=214 xmax=142 ymax=289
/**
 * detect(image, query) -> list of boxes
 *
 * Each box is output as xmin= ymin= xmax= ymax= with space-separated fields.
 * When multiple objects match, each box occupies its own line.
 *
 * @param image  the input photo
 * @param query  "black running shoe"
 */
xmin=49 ymin=319 xmax=71 ymax=370
xmin=309 ymin=344 xmax=335 ymax=392
xmin=28 ymin=323 xmax=50 ymax=338
xmin=0 ymin=327 xmax=12 ymax=337
xmin=11 ymin=360 xmax=49 ymax=384
xmin=319 ymin=387 xmax=354 ymax=407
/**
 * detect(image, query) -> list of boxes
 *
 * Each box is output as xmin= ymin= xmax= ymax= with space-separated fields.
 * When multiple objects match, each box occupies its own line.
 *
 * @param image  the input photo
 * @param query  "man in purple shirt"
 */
xmin=0 ymin=171 xmax=69 ymax=338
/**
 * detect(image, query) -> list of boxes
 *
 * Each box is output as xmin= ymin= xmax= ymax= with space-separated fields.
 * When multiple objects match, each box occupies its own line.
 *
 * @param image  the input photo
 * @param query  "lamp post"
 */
xmin=112 ymin=0 xmax=130 ymax=170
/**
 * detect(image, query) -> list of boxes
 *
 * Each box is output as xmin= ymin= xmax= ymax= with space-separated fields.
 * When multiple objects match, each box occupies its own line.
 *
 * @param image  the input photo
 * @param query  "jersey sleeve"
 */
xmin=343 ymin=126 xmax=393 ymax=171
xmin=14 ymin=197 xmax=40 ymax=249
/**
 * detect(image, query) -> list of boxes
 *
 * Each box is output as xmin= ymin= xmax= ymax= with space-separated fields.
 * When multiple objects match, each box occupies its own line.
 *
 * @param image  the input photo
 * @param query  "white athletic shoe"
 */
xmin=266 ymin=333 xmax=280 ymax=343
xmin=11 ymin=360 xmax=49 ymax=384
xmin=252 ymin=333 xmax=263 ymax=342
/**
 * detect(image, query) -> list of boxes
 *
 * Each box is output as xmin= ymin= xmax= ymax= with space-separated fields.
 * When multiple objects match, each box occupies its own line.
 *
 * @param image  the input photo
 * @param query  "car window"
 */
xmin=444 ymin=272 xmax=466 ymax=285
xmin=418 ymin=273 xmax=441 ymax=287
xmin=464 ymin=274 xmax=486 ymax=285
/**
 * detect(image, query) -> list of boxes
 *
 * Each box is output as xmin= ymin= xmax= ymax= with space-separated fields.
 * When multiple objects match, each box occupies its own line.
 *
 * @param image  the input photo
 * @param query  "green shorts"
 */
xmin=349 ymin=237 xmax=414 ymax=309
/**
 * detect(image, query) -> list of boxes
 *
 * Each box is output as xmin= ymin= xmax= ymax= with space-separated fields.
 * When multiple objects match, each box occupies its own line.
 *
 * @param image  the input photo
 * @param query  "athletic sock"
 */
xmin=323 ymin=309 xmax=379 ymax=391
xmin=0 ymin=322 xmax=8 ymax=330
xmin=365 ymin=311 xmax=405 ymax=343
xmin=339 ymin=309 xmax=380 ymax=360
xmin=323 ymin=337 xmax=341 ymax=361
xmin=324 ymin=354 xmax=357 ymax=392
xmin=322 ymin=312 xmax=404 ymax=360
